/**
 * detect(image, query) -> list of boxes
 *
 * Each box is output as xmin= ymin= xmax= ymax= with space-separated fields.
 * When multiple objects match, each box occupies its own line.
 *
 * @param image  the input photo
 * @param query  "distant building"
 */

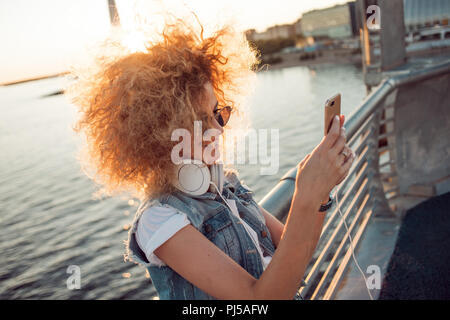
xmin=248 ymin=24 xmax=295 ymax=41
xmin=267 ymin=24 xmax=295 ymax=39
xmin=244 ymin=2 xmax=360 ymax=43
xmin=300 ymin=2 xmax=357 ymax=39
xmin=293 ymin=18 xmax=302 ymax=37
xmin=403 ymin=0 xmax=450 ymax=32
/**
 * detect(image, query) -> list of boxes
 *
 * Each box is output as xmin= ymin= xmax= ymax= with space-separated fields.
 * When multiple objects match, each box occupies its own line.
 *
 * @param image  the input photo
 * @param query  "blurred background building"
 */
xmin=246 ymin=2 xmax=358 ymax=42
xmin=246 ymin=19 xmax=301 ymax=41
xmin=404 ymin=0 xmax=450 ymax=33
xmin=300 ymin=2 xmax=358 ymax=40
xmin=246 ymin=0 xmax=450 ymax=46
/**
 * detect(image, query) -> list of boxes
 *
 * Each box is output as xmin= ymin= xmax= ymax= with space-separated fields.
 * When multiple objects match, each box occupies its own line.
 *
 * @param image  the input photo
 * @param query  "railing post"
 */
xmin=366 ymin=108 xmax=396 ymax=218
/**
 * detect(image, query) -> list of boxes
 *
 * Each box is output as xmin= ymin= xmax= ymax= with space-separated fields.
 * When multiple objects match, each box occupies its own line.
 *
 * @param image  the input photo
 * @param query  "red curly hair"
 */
xmin=67 ymin=15 xmax=260 ymax=200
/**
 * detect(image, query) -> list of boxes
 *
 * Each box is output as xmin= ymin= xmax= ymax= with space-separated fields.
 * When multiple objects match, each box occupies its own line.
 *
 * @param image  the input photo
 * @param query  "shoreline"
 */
xmin=259 ymin=46 xmax=450 ymax=72
xmin=257 ymin=50 xmax=363 ymax=72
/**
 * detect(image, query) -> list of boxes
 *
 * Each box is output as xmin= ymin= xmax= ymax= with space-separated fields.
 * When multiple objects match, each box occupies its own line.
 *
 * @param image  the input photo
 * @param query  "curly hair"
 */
xmin=67 ymin=15 xmax=260 ymax=200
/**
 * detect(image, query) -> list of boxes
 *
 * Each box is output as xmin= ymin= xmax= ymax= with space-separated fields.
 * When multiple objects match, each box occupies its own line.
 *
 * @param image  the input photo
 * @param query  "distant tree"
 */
xmin=247 ymin=37 xmax=296 ymax=55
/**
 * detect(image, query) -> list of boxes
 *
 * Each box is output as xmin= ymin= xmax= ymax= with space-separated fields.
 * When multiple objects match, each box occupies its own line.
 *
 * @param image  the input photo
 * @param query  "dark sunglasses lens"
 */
xmin=216 ymin=107 xmax=231 ymax=127
xmin=216 ymin=114 xmax=225 ymax=126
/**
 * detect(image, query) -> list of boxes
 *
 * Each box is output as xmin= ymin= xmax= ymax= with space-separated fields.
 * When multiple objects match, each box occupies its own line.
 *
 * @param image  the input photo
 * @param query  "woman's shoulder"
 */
xmin=135 ymin=202 xmax=190 ymax=257
xmin=134 ymin=202 xmax=191 ymax=267
xmin=138 ymin=202 xmax=187 ymax=231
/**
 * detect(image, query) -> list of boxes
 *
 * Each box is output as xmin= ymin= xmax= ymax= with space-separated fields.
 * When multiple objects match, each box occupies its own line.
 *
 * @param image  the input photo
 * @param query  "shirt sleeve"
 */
xmin=136 ymin=204 xmax=190 ymax=267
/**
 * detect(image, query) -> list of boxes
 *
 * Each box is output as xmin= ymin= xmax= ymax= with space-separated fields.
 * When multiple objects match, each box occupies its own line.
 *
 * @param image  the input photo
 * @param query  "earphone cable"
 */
xmin=334 ymin=190 xmax=374 ymax=300
xmin=211 ymin=181 xmax=373 ymax=300
xmin=210 ymin=181 xmax=262 ymax=268
xmin=210 ymin=181 xmax=262 ymax=256
xmin=210 ymin=181 xmax=234 ymax=213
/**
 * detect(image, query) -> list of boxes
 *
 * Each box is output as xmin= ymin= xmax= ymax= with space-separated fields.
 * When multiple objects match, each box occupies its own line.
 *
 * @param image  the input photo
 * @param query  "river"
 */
xmin=0 ymin=62 xmax=366 ymax=299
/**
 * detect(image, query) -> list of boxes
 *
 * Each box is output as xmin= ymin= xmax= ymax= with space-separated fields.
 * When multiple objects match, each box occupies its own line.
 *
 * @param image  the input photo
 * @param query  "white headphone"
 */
xmin=173 ymin=159 xmax=224 ymax=196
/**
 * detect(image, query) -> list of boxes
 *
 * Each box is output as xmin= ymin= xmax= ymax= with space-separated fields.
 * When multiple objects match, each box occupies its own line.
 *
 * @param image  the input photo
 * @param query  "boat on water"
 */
xmin=260 ymin=0 xmax=450 ymax=300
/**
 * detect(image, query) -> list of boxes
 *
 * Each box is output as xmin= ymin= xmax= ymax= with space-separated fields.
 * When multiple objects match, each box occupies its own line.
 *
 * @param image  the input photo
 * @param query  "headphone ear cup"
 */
xmin=174 ymin=162 xmax=211 ymax=196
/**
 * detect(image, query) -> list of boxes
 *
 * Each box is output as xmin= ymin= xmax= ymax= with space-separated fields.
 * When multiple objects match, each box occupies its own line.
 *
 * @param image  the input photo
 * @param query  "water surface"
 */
xmin=0 ymin=63 xmax=366 ymax=299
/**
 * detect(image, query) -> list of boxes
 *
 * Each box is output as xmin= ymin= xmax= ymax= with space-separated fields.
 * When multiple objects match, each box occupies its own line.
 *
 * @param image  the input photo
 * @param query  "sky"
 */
xmin=0 ymin=0 xmax=348 ymax=84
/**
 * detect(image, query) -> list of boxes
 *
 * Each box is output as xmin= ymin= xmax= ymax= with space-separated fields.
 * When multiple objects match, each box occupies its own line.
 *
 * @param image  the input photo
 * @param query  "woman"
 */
xmin=69 ymin=18 xmax=354 ymax=300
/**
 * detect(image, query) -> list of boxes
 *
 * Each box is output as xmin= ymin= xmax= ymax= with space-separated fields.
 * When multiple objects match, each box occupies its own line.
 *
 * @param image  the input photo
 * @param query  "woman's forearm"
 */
xmin=307 ymin=211 xmax=327 ymax=262
xmin=251 ymin=191 xmax=324 ymax=299
xmin=283 ymin=195 xmax=328 ymax=260
xmin=260 ymin=195 xmax=329 ymax=250
xmin=306 ymin=197 xmax=328 ymax=259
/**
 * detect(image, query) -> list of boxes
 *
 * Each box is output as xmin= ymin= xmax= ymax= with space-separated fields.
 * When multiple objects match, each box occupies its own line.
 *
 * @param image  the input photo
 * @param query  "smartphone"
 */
xmin=324 ymin=93 xmax=341 ymax=135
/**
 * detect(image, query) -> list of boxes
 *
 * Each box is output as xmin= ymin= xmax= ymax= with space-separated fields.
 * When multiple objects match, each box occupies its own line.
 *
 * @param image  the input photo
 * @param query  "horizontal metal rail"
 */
xmin=313 ymin=192 xmax=371 ymax=299
xmin=301 ymin=178 xmax=370 ymax=299
xmin=258 ymin=60 xmax=450 ymax=300
xmin=323 ymin=207 xmax=374 ymax=300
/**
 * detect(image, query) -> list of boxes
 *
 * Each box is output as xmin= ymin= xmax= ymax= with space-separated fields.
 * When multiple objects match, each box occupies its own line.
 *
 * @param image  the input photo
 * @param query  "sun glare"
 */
xmin=121 ymin=30 xmax=147 ymax=53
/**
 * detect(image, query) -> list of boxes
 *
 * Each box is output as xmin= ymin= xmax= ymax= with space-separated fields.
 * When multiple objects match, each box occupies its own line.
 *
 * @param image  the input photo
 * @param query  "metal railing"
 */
xmin=258 ymin=60 xmax=450 ymax=300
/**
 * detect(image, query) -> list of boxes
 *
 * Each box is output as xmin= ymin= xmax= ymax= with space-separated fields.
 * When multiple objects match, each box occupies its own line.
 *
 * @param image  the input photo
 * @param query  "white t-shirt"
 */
xmin=136 ymin=199 xmax=273 ymax=270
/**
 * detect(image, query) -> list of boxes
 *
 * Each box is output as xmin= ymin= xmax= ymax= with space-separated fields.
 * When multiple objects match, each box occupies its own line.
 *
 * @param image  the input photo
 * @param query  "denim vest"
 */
xmin=125 ymin=170 xmax=303 ymax=300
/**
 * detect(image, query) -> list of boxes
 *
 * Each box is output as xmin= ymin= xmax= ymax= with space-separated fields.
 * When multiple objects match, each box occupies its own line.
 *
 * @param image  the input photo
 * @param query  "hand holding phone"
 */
xmin=324 ymin=93 xmax=353 ymax=187
xmin=293 ymin=93 xmax=352 ymax=205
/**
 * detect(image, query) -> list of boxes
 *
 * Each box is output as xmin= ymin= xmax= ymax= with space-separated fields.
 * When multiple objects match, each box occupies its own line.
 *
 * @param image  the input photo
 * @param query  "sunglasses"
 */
xmin=213 ymin=105 xmax=232 ymax=127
